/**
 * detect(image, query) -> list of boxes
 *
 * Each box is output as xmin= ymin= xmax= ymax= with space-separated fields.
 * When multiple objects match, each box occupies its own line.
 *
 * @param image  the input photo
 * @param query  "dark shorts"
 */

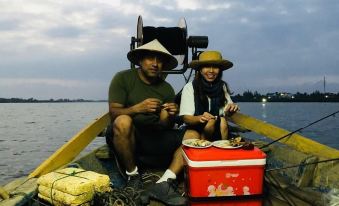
xmin=134 ymin=128 xmax=185 ymax=155
xmin=105 ymin=124 xmax=185 ymax=167
xmin=186 ymin=117 xmax=222 ymax=141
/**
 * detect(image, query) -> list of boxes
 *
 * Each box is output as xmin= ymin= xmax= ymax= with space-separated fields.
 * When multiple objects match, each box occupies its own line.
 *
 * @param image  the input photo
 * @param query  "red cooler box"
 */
xmin=182 ymin=146 xmax=266 ymax=206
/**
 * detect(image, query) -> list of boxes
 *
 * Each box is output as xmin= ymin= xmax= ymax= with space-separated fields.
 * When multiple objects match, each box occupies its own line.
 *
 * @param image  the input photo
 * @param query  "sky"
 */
xmin=1 ymin=0 xmax=339 ymax=100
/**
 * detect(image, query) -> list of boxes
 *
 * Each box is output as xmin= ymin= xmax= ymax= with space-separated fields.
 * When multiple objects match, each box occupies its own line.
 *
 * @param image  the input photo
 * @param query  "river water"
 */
xmin=0 ymin=102 xmax=338 ymax=185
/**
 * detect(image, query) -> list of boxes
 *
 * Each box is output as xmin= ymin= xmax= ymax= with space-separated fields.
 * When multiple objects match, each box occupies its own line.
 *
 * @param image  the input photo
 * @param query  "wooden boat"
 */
xmin=0 ymin=112 xmax=338 ymax=206
xmin=1 ymin=16 xmax=338 ymax=206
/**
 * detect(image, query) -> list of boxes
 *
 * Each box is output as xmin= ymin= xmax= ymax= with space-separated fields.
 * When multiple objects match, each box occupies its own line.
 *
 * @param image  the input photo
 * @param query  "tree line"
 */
xmin=1 ymin=90 xmax=339 ymax=103
xmin=232 ymin=90 xmax=339 ymax=102
xmin=0 ymin=98 xmax=105 ymax=103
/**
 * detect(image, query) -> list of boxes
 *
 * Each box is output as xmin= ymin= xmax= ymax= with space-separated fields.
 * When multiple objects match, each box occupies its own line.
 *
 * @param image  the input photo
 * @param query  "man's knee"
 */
xmin=113 ymin=115 xmax=133 ymax=135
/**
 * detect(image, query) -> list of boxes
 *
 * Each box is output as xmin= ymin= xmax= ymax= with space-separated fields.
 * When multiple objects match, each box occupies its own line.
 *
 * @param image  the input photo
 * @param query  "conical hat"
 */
xmin=189 ymin=51 xmax=233 ymax=70
xmin=127 ymin=39 xmax=178 ymax=70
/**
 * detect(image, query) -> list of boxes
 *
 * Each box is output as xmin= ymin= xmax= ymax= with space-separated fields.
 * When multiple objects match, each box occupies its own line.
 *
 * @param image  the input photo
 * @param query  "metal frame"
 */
xmin=130 ymin=15 xmax=208 ymax=75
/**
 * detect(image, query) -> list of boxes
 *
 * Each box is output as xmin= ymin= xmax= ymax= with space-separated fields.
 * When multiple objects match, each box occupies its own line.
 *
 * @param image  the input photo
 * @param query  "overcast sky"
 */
xmin=1 ymin=0 xmax=338 ymax=100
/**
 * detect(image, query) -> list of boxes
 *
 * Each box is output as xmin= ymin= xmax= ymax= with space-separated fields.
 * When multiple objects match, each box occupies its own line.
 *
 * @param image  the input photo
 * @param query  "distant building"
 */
xmin=266 ymin=92 xmax=277 ymax=99
xmin=279 ymin=92 xmax=293 ymax=99
xmin=267 ymin=92 xmax=293 ymax=100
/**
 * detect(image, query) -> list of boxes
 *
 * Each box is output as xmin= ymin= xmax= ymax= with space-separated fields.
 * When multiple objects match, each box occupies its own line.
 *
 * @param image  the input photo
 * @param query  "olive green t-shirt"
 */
xmin=108 ymin=68 xmax=175 ymax=128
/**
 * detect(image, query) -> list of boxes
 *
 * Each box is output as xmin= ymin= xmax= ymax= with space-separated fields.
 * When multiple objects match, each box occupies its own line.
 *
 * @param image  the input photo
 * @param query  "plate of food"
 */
xmin=213 ymin=137 xmax=244 ymax=149
xmin=182 ymin=139 xmax=212 ymax=148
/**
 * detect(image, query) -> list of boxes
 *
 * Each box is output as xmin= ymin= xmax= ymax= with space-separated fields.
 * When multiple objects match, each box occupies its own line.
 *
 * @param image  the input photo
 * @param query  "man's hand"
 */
xmin=134 ymin=98 xmax=162 ymax=113
xmin=161 ymin=103 xmax=178 ymax=116
xmin=224 ymin=103 xmax=239 ymax=115
xmin=199 ymin=112 xmax=216 ymax=123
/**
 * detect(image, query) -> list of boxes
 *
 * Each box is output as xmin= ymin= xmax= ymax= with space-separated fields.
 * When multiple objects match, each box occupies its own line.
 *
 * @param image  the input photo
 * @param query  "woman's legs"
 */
xmin=202 ymin=119 xmax=216 ymax=140
xmin=220 ymin=117 xmax=229 ymax=140
xmin=185 ymin=129 xmax=201 ymax=139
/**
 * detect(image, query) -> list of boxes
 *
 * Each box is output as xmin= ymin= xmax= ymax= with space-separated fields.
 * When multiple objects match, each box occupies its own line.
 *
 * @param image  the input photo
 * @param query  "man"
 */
xmin=107 ymin=39 xmax=188 ymax=205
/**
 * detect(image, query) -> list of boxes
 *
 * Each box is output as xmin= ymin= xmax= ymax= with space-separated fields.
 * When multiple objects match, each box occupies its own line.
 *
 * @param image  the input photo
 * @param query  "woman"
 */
xmin=179 ymin=50 xmax=239 ymax=140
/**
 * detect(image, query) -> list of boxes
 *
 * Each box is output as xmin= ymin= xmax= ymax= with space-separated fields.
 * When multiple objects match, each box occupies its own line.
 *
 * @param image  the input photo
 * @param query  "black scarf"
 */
xmin=193 ymin=78 xmax=225 ymax=116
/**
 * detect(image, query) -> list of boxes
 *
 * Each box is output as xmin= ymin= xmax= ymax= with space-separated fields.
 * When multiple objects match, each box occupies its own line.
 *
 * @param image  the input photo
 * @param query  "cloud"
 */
xmin=0 ymin=0 xmax=133 ymax=55
xmin=45 ymin=26 xmax=85 ymax=38
xmin=0 ymin=19 xmax=20 ymax=31
xmin=0 ymin=78 xmax=88 ymax=87
xmin=175 ymin=0 xmax=231 ymax=11
xmin=1 ymin=0 xmax=339 ymax=99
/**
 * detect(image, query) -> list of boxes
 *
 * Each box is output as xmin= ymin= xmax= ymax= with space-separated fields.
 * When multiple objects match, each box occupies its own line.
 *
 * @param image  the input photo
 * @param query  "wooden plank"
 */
xmin=0 ymin=177 xmax=37 ymax=206
xmin=28 ymin=112 xmax=110 ymax=178
xmin=228 ymin=112 xmax=339 ymax=159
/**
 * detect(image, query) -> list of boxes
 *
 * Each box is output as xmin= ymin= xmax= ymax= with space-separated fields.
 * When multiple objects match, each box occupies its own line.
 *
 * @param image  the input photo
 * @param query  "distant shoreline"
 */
xmin=231 ymin=91 xmax=339 ymax=102
xmin=2 ymin=100 xmax=338 ymax=103
xmin=2 ymin=90 xmax=339 ymax=103
xmin=0 ymin=98 xmax=106 ymax=103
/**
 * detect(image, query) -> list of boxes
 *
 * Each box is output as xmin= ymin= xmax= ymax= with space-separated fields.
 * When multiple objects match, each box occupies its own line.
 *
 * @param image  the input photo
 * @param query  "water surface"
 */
xmin=0 ymin=102 xmax=338 ymax=185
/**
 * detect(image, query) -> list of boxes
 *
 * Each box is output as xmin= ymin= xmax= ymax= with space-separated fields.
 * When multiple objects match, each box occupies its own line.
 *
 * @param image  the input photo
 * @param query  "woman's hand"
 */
xmin=224 ymin=103 xmax=239 ymax=115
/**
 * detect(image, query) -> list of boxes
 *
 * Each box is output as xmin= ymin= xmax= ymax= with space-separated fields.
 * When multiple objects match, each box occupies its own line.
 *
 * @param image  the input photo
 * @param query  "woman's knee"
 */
xmin=220 ymin=117 xmax=228 ymax=129
xmin=220 ymin=117 xmax=227 ymax=123
xmin=205 ymin=119 xmax=216 ymax=131
xmin=220 ymin=117 xmax=229 ymax=139
xmin=184 ymin=129 xmax=200 ymax=140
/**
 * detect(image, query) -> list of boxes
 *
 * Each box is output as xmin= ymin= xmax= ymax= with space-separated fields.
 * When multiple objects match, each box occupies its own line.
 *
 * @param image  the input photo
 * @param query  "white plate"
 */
xmin=212 ymin=140 xmax=243 ymax=149
xmin=182 ymin=139 xmax=212 ymax=148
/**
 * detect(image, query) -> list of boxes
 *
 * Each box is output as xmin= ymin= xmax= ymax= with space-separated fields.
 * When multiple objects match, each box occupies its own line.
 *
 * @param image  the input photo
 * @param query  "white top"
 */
xmin=179 ymin=82 xmax=233 ymax=116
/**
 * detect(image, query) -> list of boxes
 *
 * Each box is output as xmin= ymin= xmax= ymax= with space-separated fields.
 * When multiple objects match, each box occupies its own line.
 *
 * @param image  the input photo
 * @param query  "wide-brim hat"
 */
xmin=127 ymin=39 xmax=178 ymax=70
xmin=189 ymin=50 xmax=233 ymax=70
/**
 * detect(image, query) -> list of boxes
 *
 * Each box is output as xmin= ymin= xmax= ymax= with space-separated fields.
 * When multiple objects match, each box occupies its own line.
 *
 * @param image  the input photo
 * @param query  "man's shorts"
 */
xmin=134 ymin=127 xmax=185 ymax=156
xmin=105 ymin=124 xmax=185 ymax=167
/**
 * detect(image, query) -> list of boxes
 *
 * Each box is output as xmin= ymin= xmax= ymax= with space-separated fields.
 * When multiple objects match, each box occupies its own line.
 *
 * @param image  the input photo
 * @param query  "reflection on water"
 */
xmin=0 ymin=102 xmax=338 ymax=185
xmin=0 ymin=103 xmax=107 ymax=185
xmin=261 ymin=103 xmax=267 ymax=119
xmin=238 ymin=102 xmax=339 ymax=149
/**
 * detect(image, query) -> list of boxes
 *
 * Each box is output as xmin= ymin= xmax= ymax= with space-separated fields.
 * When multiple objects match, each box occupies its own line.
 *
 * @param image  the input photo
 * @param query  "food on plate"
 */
xmin=213 ymin=140 xmax=231 ymax=148
xmin=229 ymin=136 xmax=244 ymax=147
xmin=213 ymin=137 xmax=246 ymax=148
xmin=183 ymin=139 xmax=212 ymax=147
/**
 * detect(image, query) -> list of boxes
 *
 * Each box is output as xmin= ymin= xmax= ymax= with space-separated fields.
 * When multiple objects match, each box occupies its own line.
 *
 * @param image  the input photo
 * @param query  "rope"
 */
xmin=2 ymin=177 xmax=36 ymax=200
xmin=50 ymin=170 xmax=89 ymax=205
xmin=9 ymin=177 xmax=35 ymax=196
xmin=93 ymin=187 xmax=138 ymax=206
xmin=141 ymin=172 xmax=161 ymax=185
xmin=260 ymin=110 xmax=339 ymax=149
xmin=266 ymin=158 xmax=339 ymax=172
xmin=265 ymin=172 xmax=296 ymax=206
xmin=31 ymin=196 xmax=51 ymax=206
xmin=92 ymin=171 xmax=163 ymax=206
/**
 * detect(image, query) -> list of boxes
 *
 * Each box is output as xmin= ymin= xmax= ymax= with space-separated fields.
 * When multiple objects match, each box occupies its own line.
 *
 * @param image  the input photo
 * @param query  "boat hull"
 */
xmin=1 ymin=112 xmax=338 ymax=206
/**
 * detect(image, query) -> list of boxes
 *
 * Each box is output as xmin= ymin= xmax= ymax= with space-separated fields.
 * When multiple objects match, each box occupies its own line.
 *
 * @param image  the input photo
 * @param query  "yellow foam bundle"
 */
xmin=37 ymin=168 xmax=111 ymax=206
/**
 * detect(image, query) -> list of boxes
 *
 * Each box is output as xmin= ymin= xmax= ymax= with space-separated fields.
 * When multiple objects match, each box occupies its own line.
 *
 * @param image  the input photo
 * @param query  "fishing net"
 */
xmin=93 ymin=188 xmax=140 ymax=206
xmin=92 ymin=172 xmax=162 ymax=206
